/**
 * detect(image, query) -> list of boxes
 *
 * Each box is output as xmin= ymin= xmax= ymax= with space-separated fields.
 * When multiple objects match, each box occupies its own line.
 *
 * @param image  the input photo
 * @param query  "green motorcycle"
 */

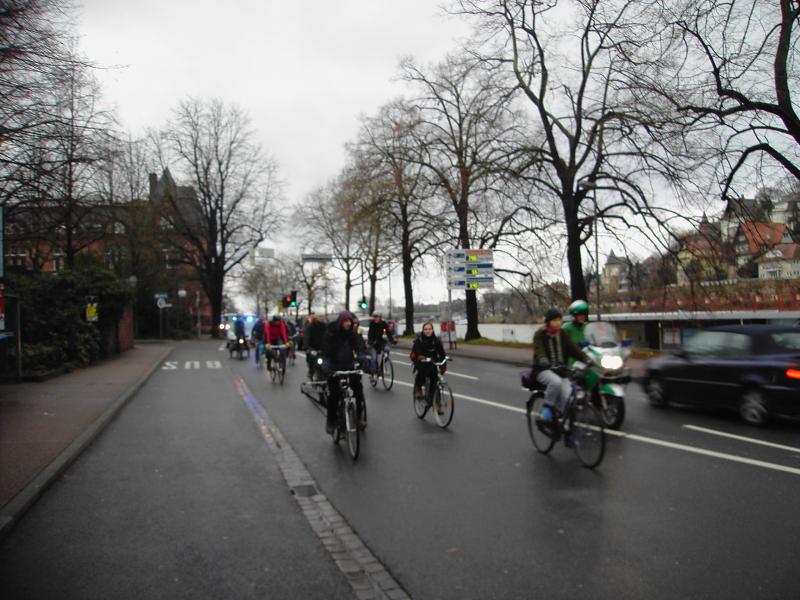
xmin=579 ymin=322 xmax=632 ymax=429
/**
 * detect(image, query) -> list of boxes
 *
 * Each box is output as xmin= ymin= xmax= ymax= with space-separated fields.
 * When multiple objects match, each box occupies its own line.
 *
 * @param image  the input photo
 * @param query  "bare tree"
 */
xmin=356 ymin=99 xmax=449 ymax=334
xmin=297 ymin=176 xmax=365 ymax=311
xmin=453 ymin=0 xmax=694 ymax=304
xmin=400 ymin=54 xmax=520 ymax=340
xmin=643 ymin=0 xmax=800 ymax=197
xmin=159 ymin=97 xmax=283 ymax=335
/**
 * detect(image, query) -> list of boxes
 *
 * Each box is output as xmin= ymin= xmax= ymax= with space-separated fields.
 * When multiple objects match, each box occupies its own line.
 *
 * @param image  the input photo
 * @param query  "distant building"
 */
xmin=732 ymin=222 xmax=791 ymax=269
xmin=602 ymin=251 xmax=629 ymax=294
xmin=756 ymin=243 xmax=800 ymax=280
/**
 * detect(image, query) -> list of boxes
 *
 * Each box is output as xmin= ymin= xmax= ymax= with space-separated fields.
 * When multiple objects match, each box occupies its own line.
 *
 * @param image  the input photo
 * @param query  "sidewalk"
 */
xmin=0 ymin=343 xmax=173 ymax=539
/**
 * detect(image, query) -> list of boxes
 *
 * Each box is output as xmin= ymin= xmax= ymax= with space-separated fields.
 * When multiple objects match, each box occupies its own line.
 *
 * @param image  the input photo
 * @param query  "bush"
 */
xmin=8 ymin=267 xmax=132 ymax=372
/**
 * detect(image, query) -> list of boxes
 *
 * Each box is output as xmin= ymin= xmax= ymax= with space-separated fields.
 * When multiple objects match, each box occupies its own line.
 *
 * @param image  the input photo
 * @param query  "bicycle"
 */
xmin=329 ymin=369 xmax=364 ymax=460
xmin=368 ymin=340 xmax=394 ymax=390
xmin=412 ymin=356 xmax=454 ymax=428
xmin=266 ymin=344 xmax=287 ymax=384
xmin=525 ymin=362 xmax=606 ymax=468
xmin=288 ymin=334 xmax=300 ymax=366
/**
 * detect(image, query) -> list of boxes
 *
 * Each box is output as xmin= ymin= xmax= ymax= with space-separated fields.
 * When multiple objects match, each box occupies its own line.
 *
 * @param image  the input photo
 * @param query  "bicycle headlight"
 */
xmin=317 ymin=357 xmax=324 ymax=365
xmin=600 ymin=355 xmax=624 ymax=371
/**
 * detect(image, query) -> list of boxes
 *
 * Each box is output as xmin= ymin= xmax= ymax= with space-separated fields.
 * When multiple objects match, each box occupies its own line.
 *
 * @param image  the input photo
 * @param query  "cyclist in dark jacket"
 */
xmin=532 ymin=308 xmax=586 ymax=420
xmin=304 ymin=313 xmax=328 ymax=379
xmin=321 ymin=311 xmax=367 ymax=434
xmin=367 ymin=312 xmax=396 ymax=372
xmin=410 ymin=321 xmax=447 ymax=400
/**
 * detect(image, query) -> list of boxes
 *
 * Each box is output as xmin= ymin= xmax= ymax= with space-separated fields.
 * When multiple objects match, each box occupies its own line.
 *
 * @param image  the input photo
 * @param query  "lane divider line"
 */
xmin=233 ymin=376 xmax=411 ymax=600
xmin=682 ymin=424 xmax=800 ymax=454
xmin=393 ymin=379 xmax=800 ymax=477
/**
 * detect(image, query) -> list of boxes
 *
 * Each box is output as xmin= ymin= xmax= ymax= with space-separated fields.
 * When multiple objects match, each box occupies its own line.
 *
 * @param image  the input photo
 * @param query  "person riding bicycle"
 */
xmin=532 ymin=308 xmax=587 ymax=421
xmin=563 ymin=299 xmax=590 ymax=346
xmin=321 ymin=311 xmax=367 ymax=434
xmin=367 ymin=312 xmax=396 ymax=373
xmin=410 ymin=321 xmax=447 ymax=404
xmin=265 ymin=314 xmax=289 ymax=371
xmin=304 ymin=313 xmax=328 ymax=379
xmin=250 ymin=315 xmax=266 ymax=363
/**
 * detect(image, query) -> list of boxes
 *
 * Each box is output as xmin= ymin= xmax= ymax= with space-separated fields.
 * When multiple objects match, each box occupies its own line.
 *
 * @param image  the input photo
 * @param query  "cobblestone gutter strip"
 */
xmin=234 ymin=376 xmax=411 ymax=600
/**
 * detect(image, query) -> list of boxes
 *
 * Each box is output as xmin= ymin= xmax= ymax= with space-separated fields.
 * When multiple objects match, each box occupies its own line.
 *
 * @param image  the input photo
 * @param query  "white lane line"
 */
xmin=683 ymin=424 xmax=800 ymax=454
xmin=393 ymin=379 xmax=800 ymax=477
xmin=392 ymin=359 xmax=479 ymax=380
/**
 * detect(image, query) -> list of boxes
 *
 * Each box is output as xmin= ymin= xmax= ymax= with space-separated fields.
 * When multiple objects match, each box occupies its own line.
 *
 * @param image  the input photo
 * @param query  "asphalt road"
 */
xmin=2 ymin=339 xmax=799 ymax=600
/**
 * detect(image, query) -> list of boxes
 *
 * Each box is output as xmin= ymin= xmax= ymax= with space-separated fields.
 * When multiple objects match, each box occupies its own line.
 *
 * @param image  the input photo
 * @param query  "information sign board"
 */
xmin=446 ymin=249 xmax=494 ymax=290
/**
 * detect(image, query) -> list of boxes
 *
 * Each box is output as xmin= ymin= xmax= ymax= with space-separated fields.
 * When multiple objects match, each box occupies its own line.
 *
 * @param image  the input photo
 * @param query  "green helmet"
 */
xmin=568 ymin=299 xmax=589 ymax=316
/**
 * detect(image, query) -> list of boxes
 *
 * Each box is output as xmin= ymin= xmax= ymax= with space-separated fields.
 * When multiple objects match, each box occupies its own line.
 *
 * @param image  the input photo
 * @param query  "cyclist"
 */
xmin=250 ymin=314 xmax=266 ymax=364
xmin=321 ymin=311 xmax=367 ymax=434
xmin=410 ymin=321 xmax=447 ymax=406
xmin=304 ymin=313 xmax=328 ymax=379
xmin=532 ymin=308 xmax=587 ymax=421
xmin=367 ymin=312 xmax=396 ymax=373
xmin=265 ymin=314 xmax=289 ymax=372
xmin=563 ymin=299 xmax=590 ymax=346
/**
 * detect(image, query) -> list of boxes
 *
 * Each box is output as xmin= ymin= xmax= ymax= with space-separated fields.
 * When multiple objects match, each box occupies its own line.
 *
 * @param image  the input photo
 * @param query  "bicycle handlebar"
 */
xmin=418 ymin=356 xmax=451 ymax=366
xmin=331 ymin=369 xmax=363 ymax=376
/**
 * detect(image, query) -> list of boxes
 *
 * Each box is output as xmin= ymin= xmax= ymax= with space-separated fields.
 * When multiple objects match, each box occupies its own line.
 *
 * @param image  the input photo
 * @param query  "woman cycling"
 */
xmin=410 ymin=321 xmax=447 ymax=402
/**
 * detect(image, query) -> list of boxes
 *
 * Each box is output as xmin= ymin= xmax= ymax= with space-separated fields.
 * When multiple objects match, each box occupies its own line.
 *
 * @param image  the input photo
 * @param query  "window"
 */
xmin=684 ymin=331 xmax=729 ymax=357
xmin=769 ymin=332 xmax=800 ymax=352
xmin=52 ymin=250 xmax=65 ymax=272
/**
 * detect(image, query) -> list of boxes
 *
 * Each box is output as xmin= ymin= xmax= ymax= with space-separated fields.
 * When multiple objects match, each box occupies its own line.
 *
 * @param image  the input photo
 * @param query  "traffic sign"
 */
xmin=446 ymin=248 xmax=494 ymax=290
xmin=154 ymin=292 xmax=168 ymax=300
xmin=157 ymin=298 xmax=167 ymax=309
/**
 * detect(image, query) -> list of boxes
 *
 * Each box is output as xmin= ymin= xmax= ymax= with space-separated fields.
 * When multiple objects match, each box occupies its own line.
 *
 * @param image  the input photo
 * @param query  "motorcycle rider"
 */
xmin=265 ymin=314 xmax=289 ymax=371
xmin=563 ymin=299 xmax=590 ymax=346
xmin=321 ymin=311 xmax=367 ymax=434
xmin=367 ymin=312 xmax=396 ymax=373
xmin=532 ymin=308 xmax=587 ymax=421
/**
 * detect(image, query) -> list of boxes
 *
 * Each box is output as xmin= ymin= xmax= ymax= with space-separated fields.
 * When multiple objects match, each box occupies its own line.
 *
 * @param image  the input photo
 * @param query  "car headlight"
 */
xmin=600 ymin=355 xmax=624 ymax=371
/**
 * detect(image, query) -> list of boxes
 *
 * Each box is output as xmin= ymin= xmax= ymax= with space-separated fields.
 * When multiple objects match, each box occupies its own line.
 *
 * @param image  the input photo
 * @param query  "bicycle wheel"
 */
xmin=433 ymin=382 xmax=454 ymax=428
xmin=571 ymin=401 xmax=605 ymax=468
xmin=278 ymin=353 xmax=286 ymax=385
xmin=357 ymin=396 xmax=367 ymax=431
xmin=381 ymin=356 xmax=394 ymax=390
xmin=269 ymin=358 xmax=277 ymax=382
xmin=413 ymin=383 xmax=428 ymax=418
xmin=345 ymin=400 xmax=360 ymax=460
xmin=526 ymin=394 xmax=556 ymax=454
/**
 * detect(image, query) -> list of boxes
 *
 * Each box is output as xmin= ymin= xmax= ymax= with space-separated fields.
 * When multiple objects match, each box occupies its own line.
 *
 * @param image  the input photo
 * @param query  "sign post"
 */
xmin=445 ymin=249 xmax=494 ymax=348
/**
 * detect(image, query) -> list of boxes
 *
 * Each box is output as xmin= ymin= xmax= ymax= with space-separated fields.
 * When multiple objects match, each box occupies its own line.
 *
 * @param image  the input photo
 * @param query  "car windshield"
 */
xmin=769 ymin=332 xmax=800 ymax=352
xmin=584 ymin=322 xmax=620 ymax=348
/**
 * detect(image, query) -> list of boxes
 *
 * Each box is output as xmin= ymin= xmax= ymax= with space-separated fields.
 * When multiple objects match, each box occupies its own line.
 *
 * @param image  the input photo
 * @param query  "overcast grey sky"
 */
xmin=75 ymin=1 xmax=476 ymax=308
xmin=76 ymin=0 xmax=470 ymax=206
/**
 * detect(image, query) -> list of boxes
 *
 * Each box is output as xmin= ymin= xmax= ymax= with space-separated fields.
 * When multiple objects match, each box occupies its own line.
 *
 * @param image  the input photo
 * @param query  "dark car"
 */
xmin=643 ymin=325 xmax=800 ymax=426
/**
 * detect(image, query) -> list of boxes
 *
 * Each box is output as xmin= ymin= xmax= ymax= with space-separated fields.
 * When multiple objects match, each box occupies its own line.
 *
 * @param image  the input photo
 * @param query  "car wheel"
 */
xmin=645 ymin=376 xmax=668 ymax=407
xmin=739 ymin=388 xmax=770 ymax=426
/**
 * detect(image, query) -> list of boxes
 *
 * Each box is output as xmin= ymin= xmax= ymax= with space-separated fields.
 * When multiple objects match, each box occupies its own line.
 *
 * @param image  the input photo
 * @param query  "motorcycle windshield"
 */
xmin=585 ymin=322 xmax=620 ymax=348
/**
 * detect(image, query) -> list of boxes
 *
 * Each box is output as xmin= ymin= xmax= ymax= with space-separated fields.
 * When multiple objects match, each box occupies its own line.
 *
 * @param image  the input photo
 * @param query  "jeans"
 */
xmin=536 ymin=369 xmax=572 ymax=413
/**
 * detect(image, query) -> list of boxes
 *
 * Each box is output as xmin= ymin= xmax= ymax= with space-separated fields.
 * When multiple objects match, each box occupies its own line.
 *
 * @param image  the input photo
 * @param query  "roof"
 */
xmin=736 ymin=222 xmax=786 ymax=254
xmin=605 ymin=250 xmax=627 ymax=266
xmin=722 ymin=197 xmax=768 ymax=221
xmin=755 ymin=243 xmax=800 ymax=263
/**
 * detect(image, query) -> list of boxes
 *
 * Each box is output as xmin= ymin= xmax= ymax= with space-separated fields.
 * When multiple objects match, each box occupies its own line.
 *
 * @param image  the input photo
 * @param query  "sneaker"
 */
xmin=540 ymin=406 xmax=555 ymax=421
xmin=434 ymin=401 xmax=444 ymax=415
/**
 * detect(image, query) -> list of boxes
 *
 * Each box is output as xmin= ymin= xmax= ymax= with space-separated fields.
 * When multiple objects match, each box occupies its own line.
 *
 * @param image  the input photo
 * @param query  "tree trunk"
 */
xmin=208 ymin=268 xmax=225 ymax=338
xmin=565 ymin=206 xmax=588 ymax=302
xmin=402 ymin=247 xmax=415 ymax=336
xmin=458 ymin=205 xmax=481 ymax=340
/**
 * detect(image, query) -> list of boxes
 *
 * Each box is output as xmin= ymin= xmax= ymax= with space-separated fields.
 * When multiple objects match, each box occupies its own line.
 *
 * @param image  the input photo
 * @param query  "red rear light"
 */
xmin=787 ymin=369 xmax=800 ymax=380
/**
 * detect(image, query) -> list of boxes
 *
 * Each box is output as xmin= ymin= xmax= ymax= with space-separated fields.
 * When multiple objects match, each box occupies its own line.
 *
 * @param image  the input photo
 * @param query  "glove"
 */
xmin=287 ymin=341 xmax=293 ymax=348
xmin=266 ymin=344 xmax=271 ymax=350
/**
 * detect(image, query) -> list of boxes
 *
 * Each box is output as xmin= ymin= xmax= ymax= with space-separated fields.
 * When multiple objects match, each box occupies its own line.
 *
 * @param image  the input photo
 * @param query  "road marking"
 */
xmin=393 ymin=360 xmax=479 ymax=380
xmin=394 ymin=379 xmax=800 ymax=476
xmin=683 ymin=424 xmax=800 ymax=454
xmin=185 ymin=360 xmax=201 ymax=369
xmin=233 ymin=376 xmax=411 ymax=599
xmin=161 ymin=361 xmax=178 ymax=370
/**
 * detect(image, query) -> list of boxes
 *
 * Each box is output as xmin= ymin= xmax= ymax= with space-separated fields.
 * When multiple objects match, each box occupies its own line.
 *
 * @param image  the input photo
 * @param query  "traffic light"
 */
xmin=290 ymin=290 xmax=297 ymax=308
xmin=281 ymin=293 xmax=292 ymax=308
xmin=359 ymin=297 xmax=368 ymax=311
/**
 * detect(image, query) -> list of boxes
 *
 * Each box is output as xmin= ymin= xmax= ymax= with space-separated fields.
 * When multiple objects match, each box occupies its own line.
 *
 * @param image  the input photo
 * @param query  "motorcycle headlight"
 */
xmin=600 ymin=355 xmax=624 ymax=371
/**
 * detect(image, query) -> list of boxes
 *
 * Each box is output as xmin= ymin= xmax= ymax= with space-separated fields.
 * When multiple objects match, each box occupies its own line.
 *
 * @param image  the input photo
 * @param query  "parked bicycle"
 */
xmin=524 ymin=361 xmax=605 ymax=468
xmin=413 ymin=356 xmax=454 ymax=428
xmin=368 ymin=339 xmax=394 ymax=390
